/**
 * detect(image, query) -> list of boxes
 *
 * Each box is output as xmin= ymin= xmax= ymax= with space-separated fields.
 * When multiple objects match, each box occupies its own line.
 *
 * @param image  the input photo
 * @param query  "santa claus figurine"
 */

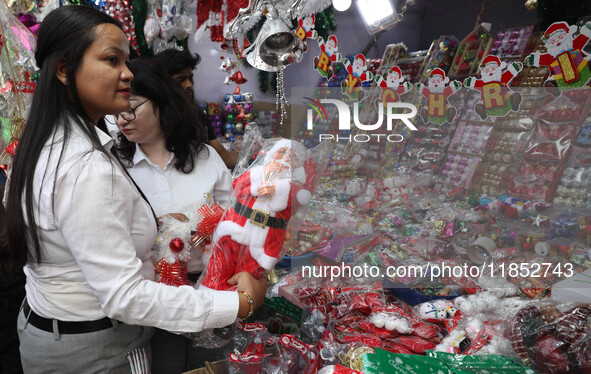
xmin=525 ymin=21 xmax=591 ymax=96
xmin=200 ymin=139 xmax=312 ymax=291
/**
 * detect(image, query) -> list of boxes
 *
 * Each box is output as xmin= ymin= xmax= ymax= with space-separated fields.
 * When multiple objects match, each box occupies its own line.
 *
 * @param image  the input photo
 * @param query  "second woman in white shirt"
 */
xmin=114 ymin=57 xmax=234 ymax=373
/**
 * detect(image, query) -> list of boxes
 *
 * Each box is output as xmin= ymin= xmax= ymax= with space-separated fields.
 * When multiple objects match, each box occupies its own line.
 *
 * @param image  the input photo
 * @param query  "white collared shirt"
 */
xmin=23 ymin=119 xmax=238 ymax=332
xmin=125 ymin=144 xmax=232 ymax=273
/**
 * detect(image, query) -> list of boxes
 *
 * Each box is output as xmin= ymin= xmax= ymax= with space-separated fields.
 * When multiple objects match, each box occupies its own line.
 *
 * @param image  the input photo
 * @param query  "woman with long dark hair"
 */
xmin=5 ymin=6 xmax=266 ymax=373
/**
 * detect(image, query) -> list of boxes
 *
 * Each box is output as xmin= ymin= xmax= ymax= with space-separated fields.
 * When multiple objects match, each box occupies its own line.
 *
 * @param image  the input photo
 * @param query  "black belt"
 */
xmin=23 ymin=300 xmax=114 ymax=334
xmin=234 ymin=201 xmax=287 ymax=230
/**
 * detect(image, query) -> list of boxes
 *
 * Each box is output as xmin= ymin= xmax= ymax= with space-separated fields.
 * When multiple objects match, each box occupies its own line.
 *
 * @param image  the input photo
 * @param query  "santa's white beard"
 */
xmin=482 ymin=69 xmax=503 ymax=83
xmin=269 ymin=161 xmax=307 ymax=185
xmin=547 ymin=38 xmax=574 ymax=57
xmin=388 ymin=79 xmax=403 ymax=87
xmin=429 ymin=84 xmax=445 ymax=93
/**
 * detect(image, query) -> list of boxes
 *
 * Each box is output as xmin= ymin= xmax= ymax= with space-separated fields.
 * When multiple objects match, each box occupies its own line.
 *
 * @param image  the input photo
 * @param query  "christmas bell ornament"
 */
xmin=244 ymin=6 xmax=304 ymax=72
xmin=227 ymin=0 xmax=305 ymax=72
xmin=230 ymin=71 xmax=248 ymax=84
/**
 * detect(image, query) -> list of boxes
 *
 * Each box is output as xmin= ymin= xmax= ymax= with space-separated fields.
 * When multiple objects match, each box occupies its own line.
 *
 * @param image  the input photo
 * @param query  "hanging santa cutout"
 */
xmin=375 ymin=66 xmax=413 ymax=109
xmin=416 ymin=68 xmax=462 ymax=125
xmin=525 ymin=21 xmax=591 ymax=96
xmin=341 ymin=54 xmax=374 ymax=101
xmin=463 ymin=55 xmax=523 ymax=120
xmin=295 ymin=14 xmax=318 ymax=52
xmin=313 ymin=35 xmax=342 ymax=79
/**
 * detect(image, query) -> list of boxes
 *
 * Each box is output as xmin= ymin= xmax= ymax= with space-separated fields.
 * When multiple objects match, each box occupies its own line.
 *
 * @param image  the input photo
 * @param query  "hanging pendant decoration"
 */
xmin=276 ymin=68 xmax=288 ymax=125
xmin=144 ymin=0 xmax=193 ymax=53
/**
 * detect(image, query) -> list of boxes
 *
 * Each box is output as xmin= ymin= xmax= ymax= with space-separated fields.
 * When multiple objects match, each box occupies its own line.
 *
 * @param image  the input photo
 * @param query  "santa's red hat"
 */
xmin=355 ymin=54 xmax=366 ymax=65
xmin=480 ymin=55 xmax=501 ymax=69
xmin=389 ymin=66 xmax=402 ymax=77
xmin=328 ymin=35 xmax=337 ymax=45
xmin=542 ymin=22 xmax=569 ymax=41
xmin=307 ymin=14 xmax=316 ymax=23
xmin=429 ymin=68 xmax=446 ymax=79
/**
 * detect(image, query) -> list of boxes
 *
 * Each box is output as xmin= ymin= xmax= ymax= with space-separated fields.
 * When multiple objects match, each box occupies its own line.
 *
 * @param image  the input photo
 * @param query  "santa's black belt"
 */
xmin=233 ymin=201 xmax=287 ymax=230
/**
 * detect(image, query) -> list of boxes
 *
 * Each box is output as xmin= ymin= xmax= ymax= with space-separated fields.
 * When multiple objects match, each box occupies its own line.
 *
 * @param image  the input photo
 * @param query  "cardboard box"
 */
xmin=205 ymin=359 xmax=228 ymax=374
xmin=181 ymin=359 xmax=227 ymax=374
xmin=182 ymin=367 xmax=208 ymax=374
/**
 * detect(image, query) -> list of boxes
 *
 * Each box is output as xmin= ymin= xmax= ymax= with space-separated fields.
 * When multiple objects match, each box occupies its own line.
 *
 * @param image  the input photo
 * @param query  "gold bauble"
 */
xmin=525 ymin=0 xmax=538 ymax=10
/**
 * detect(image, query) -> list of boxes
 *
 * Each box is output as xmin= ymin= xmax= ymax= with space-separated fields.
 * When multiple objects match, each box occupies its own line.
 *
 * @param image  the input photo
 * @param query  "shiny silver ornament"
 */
xmin=244 ymin=7 xmax=304 ymax=72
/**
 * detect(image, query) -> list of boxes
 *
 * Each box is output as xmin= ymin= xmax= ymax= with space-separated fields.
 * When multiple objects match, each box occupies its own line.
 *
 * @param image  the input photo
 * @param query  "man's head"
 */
xmin=153 ymin=49 xmax=201 ymax=99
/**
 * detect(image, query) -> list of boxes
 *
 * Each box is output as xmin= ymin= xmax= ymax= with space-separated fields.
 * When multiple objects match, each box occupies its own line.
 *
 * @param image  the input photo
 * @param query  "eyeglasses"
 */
xmin=105 ymin=99 xmax=149 ymax=124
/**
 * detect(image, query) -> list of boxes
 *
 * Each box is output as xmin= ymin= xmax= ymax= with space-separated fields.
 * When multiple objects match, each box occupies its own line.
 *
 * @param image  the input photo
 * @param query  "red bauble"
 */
xmin=569 ymin=337 xmax=591 ymax=373
xmin=169 ymin=238 xmax=184 ymax=253
xmin=533 ymin=335 xmax=570 ymax=374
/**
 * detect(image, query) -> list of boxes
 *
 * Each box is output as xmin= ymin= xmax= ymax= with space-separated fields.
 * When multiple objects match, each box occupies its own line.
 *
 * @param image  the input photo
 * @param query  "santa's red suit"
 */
xmin=200 ymin=143 xmax=311 ymax=290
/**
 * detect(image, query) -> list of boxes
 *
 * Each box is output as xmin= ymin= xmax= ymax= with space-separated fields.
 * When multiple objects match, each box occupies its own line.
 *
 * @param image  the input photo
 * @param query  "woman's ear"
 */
xmin=56 ymin=58 xmax=68 ymax=85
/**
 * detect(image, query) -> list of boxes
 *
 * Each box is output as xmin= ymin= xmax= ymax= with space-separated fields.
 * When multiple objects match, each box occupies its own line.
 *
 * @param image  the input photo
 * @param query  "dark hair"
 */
xmin=116 ymin=57 xmax=207 ymax=172
xmin=6 ymin=6 xmax=123 ymax=266
xmin=153 ymin=48 xmax=200 ymax=76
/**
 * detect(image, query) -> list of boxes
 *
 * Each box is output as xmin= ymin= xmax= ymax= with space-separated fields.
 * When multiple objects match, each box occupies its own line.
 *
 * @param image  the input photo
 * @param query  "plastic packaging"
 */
xmin=510 ymin=302 xmax=591 ymax=373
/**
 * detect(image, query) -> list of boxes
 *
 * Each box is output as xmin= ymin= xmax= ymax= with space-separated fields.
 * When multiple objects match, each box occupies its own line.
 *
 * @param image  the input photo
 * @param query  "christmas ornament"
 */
xmin=144 ymin=0 xmax=193 ymax=52
xmin=463 ymin=55 xmax=523 ymax=120
xmin=105 ymin=0 xmax=139 ymax=54
xmin=0 ymin=1 xmax=37 ymax=168
xmin=374 ymin=65 xmax=413 ymax=110
xmin=313 ymin=35 xmax=342 ymax=79
xmin=341 ymin=54 xmax=373 ymax=102
xmin=524 ymin=21 xmax=591 ymax=96
xmin=416 ymin=68 xmax=462 ymax=125
xmin=199 ymin=139 xmax=316 ymax=291
xmin=295 ymin=14 xmax=318 ymax=50
xmin=192 ymin=201 xmax=225 ymax=247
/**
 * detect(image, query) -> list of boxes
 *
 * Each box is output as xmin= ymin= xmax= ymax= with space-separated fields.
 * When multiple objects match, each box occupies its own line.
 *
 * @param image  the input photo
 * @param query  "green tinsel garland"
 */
xmin=132 ymin=0 xmax=151 ymax=56
xmin=244 ymin=6 xmax=337 ymax=93
xmin=314 ymin=6 xmax=337 ymax=41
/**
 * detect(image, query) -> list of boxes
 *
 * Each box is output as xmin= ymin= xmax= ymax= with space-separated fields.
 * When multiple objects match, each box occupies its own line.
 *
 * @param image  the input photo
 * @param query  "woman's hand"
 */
xmin=227 ymin=272 xmax=268 ymax=319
